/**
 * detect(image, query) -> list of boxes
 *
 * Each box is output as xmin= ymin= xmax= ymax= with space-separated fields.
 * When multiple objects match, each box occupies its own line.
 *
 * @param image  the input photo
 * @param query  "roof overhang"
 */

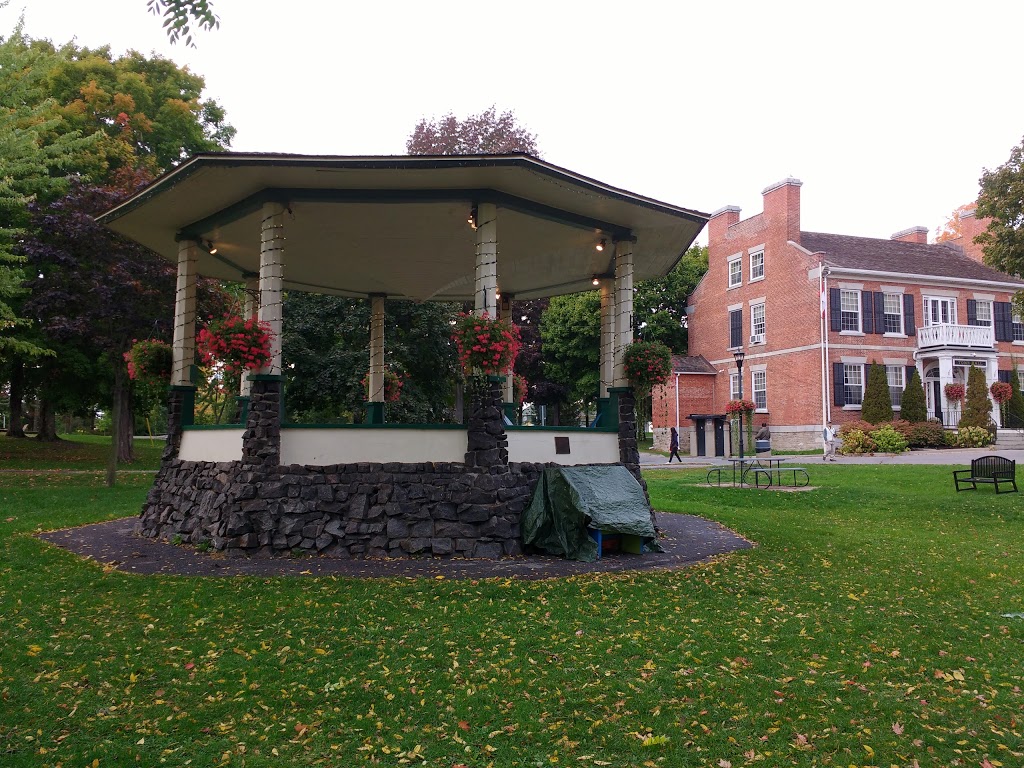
xmin=98 ymin=153 xmax=709 ymax=301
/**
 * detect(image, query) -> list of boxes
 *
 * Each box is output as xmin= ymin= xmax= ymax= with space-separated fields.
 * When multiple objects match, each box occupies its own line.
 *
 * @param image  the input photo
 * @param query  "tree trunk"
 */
xmin=6 ymin=360 xmax=25 ymax=438
xmin=34 ymin=398 xmax=61 ymax=442
xmin=113 ymin=363 xmax=135 ymax=464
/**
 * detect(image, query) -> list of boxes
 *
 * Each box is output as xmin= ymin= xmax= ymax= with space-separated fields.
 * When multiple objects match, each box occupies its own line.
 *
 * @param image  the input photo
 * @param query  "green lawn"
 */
xmin=0 ymin=465 xmax=1021 ymax=767
xmin=0 ymin=433 xmax=164 ymax=471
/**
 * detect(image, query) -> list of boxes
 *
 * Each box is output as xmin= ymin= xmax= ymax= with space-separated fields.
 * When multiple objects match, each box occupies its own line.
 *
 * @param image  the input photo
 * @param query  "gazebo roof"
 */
xmin=98 ymin=153 xmax=708 ymax=301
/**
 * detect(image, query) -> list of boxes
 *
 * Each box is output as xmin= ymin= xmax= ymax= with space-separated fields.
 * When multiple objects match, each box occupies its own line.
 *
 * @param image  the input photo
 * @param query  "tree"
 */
xmin=958 ymin=365 xmax=994 ymax=432
xmin=976 ymin=135 xmax=1024 ymax=281
xmin=1006 ymin=369 xmax=1024 ymax=429
xmin=861 ymin=362 xmax=893 ymax=424
xmin=147 ymin=0 xmax=219 ymax=46
xmin=539 ymin=292 xmax=601 ymax=422
xmin=634 ymin=245 xmax=708 ymax=352
xmin=934 ymin=203 xmax=975 ymax=243
xmin=406 ymin=106 xmax=540 ymax=156
xmin=900 ymin=368 xmax=927 ymax=423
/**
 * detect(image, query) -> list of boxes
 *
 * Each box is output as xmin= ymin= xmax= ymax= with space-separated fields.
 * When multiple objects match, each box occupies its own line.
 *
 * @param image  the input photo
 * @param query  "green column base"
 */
xmin=596 ymin=397 xmax=610 ymax=427
xmin=171 ymin=384 xmax=196 ymax=427
xmin=365 ymin=402 xmax=385 ymax=424
xmin=235 ymin=396 xmax=251 ymax=424
xmin=607 ymin=387 xmax=632 ymax=430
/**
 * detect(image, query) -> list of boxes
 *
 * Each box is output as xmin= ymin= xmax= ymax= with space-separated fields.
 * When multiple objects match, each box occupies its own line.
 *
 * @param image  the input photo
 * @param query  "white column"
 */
xmin=474 ymin=202 xmax=498 ymax=317
xmin=258 ymin=201 xmax=286 ymax=376
xmin=600 ymin=279 xmax=616 ymax=398
xmin=613 ymin=241 xmax=634 ymax=387
xmin=368 ymin=295 xmax=385 ymax=402
xmin=500 ymin=294 xmax=514 ymax=404
xmin=240 ymin=276 xmax=259 ymax=398
xmin=938 ymin=355 xmax=955 ymax=423
xmin=171 ymin=239 xmax=199 ymax=387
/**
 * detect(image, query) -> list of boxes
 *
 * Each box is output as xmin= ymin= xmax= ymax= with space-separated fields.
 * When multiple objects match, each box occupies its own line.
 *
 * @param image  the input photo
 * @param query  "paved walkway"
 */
xmin=641 ymin=446 xmax=1024 ymax=467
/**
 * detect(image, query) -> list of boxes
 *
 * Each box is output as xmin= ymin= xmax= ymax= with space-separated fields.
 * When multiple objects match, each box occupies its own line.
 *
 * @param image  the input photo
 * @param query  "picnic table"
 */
xmin=707 ymin=457 xmax=809 ymax=488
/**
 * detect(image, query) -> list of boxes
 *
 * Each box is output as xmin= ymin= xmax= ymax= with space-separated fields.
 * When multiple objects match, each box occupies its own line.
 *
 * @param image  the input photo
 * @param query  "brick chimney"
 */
xmin=761 ymin=178 xmax=802 ymax=243
xmin=956 ymin=206 xmax=990 ymax=263
xmin=891 ymin=226 xmax=929 ymax=244
xmin=707 ymin=205 xmax=741 ymax=248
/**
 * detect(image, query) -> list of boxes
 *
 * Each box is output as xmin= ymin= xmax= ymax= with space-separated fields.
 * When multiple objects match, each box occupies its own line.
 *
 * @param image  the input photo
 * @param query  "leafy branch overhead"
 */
xmin=147 ymin=0 xmax=219 ymax=47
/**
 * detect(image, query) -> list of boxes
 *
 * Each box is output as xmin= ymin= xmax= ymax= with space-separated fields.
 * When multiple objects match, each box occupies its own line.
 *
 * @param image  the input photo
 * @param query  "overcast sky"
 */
xmin=6 ymin=0 xmax=1023 ymax=243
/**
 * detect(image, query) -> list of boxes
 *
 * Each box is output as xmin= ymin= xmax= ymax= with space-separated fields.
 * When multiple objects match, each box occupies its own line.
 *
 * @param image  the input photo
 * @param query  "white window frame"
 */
xmin=1013 ymin=312 xmax=1024 ymax=343
xmin=840 ymin=290 xmax=861 ymax=333
xmin=924 ymin=296 xmax=957 ymax=326
xmin=974 ymin=300 xmax=992 ymax=327
xmin=752 ymin=369 xmax=767 ymax=411
xmin=882 ymin=293 xmax=903 ymax=335
xmin=750 ymin=302 xmax=766 ymax=344
xmin=728 ymin=256 xmax=742 ymax=288
xmin=843 ymin=363 xmax=864 ymax=407
xmin=886 ymin=365 xmax=904 ymax=408
xmin=749 ymin=249 xmax=765 ymax=282
xmin=730 ymin=372 xmax=740 ymax=400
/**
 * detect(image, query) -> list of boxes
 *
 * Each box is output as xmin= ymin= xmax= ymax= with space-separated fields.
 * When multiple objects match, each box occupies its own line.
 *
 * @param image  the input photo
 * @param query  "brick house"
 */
xmin=653 ymin=180 xmax=1024 ymax=455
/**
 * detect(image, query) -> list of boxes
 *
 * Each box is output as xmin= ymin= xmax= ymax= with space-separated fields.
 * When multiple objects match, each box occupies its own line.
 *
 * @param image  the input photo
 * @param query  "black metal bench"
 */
xmin=751 ymin=467 xmax=810 ymax=489
xmin=953 ymin=455 xmax=1018 ymax=494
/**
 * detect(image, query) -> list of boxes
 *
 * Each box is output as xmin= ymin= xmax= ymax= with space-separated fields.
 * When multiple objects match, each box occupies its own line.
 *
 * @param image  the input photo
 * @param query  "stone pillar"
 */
xmin=599 ymin=278 xmax=616 ymax=424
xmin=613 ymin=241 xmax=634 ymax=387
xmin=259 ymin=202 xmax=286 ymax=376
xmin=163 ymin=386 xmax=195 ymax=460
xmin=474 ymin=202 xmax=498 ymax=317
xmin=610 ymin=385 xmax=652 ymax=515
xmin=171 ymin=240 xmax=199 ymax=387
xmin=366 ymin=294 xmax=386 ymax=424
xmin=465 ymin=377 xmax=508 ymax=469
xmin=242 ymin=376 xmax=282 ymax=468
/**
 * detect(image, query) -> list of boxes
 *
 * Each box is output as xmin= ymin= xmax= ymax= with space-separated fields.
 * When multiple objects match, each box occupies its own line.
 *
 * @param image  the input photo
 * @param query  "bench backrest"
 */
xmin=971 ymin=455 xmax=1015 ymax=479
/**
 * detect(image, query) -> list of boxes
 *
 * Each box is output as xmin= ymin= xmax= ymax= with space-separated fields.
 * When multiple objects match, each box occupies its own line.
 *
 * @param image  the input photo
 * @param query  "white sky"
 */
xmin=6 ymin=0 xmax=1023 ymax=243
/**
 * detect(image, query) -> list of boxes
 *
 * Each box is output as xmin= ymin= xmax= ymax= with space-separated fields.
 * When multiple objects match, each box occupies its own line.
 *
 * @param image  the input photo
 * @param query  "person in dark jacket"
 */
xmin=668 ymin=426 xmax=682 ymax=463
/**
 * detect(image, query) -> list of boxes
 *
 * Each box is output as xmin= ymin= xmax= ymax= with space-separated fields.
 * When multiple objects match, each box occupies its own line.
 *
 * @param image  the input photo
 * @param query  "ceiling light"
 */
xmin=592 ymin=275 xmax=600 ymax=286
xmin=595 ymin=239 xmax=606 ymax=252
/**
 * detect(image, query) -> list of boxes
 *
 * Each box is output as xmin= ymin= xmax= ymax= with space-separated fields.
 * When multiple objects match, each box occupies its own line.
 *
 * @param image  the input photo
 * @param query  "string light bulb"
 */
xmin=207 ymin=242 xmax=218 ymax=255
xmin=468 ymin=204 xmax=478 ymax=229
xmin=595 ymin=238 xmax=606 ymax=252
xmin=591 ymin=275 xmax=600 ymax=286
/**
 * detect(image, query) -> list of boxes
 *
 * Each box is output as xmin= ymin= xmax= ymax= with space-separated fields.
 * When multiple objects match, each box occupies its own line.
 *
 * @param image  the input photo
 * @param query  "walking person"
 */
xmin=822 ymin=422 xmax=838 ymax=462
xmin=668 ymin=426 xmax=682 ymax=463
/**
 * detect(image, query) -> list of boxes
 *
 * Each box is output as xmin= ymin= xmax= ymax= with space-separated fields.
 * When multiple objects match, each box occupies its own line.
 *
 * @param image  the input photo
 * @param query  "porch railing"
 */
xmin=917 ymin=324 xmax=994 ymax=350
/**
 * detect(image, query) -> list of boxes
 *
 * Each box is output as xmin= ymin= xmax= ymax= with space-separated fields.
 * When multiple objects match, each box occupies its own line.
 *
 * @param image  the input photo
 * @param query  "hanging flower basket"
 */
xmin=124 ymin=338 xmax=172 ymax=387
xmin=990 ymin=381 xmax=1013 ymax=404
xmin=197 ymin=315 xmax=274 ymax=375
xmin=725 ymin=398 xmax=756 ymax=416
xmin=944 ymin=382 xmax=966 ymax=402
xmin=451 ymin=312 xmax=521 ymax=376
xmin=362 ymin=368 xmax=405 ymax=403
xmin=513 ymin=374 xmax=529 ymax=405
xmin=622 ymin=340 xmax=672 ymax=395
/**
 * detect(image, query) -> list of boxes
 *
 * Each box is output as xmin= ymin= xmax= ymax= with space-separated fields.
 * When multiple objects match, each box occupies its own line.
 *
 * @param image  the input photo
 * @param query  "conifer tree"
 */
xmin=958 ymin=366 xmax=994 ymax=431
xmin=899 ymin=368 xmax=927 ymax=423
xmin=861 ymin=363 xmax=894 ymax=424
xmin=1005 ymin=369 xmax=1024 ymax=429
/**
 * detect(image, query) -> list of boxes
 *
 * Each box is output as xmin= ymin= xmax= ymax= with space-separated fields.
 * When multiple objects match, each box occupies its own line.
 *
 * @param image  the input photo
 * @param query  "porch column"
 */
xmin=499 ymin=294 xmax=515 ymax=422
xmin=171 ymin=239 xmax=199 ymax=387
xmin=167 ymin=239 xmax=199 ymax=453
xmin=366 ymin=293 xmax=386 ymax=424
xmin=474 ymin=202 xmax=498 ymax=317
xmin=938 ymin=355 xmax=955 ymax=425
xmin=613 ymin=241 xmax=634 ymax=387
xmin=599 ymin=278 xmax=615 ymax=424
xmin=242 ymin=201 xmax=286 ymax=468
xmin=238 ymin=275 xmax=259 ymax=401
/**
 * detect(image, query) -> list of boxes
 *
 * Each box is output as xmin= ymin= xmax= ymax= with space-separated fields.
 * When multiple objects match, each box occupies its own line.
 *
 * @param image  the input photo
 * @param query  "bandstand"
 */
xmin=98 ymin=154 xmax=707 ymax=558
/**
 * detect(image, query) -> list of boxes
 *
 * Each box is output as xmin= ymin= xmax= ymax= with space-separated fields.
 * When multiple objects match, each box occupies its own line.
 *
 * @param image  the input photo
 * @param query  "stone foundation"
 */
xmin=137 ymin=459 xmax=546 ymax=559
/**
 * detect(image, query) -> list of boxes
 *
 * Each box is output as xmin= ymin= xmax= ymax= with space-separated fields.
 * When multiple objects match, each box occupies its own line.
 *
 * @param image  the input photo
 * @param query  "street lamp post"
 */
xmin=733 ymin=349 xmax=746 ymax=462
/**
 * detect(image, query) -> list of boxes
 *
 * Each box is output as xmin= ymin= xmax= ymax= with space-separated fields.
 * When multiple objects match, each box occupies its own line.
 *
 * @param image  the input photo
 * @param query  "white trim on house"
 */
xmin=826 ymin=267 xmax=1024 ymax=292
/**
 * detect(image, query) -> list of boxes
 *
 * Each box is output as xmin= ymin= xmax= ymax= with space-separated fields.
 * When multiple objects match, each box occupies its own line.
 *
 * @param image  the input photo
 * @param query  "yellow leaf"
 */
xmin=863 ymin=744 xmax=875 ymax=756
xmin=129 ymin=672 xmax=138 ymax=683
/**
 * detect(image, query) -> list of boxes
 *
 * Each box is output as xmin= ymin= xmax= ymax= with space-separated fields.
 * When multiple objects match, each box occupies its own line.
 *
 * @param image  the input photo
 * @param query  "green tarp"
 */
xmin=522 ymin=465 xmax=661 ymax=562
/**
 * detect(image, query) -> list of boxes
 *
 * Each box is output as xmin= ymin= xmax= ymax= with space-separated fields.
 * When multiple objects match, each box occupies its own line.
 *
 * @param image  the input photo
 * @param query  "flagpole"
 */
xmin=819 ymin=261 xmax=830 ymax=449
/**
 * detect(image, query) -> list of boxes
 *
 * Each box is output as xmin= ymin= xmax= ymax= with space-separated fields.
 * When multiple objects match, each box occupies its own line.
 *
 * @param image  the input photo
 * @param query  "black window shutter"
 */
xmin=861 ymin=292 xmax=873 ymax=334
xmin=994 ymin=301 xmax=1012 ymax=342
xmin=729 ymin=309 xmax=742 ymax=348
xmin=873 ymin=292 xmax=885 ymax=334
xmin=998 ymin=369 xmax=1012 ymax=384
xmin=903 ymin=294 xmax=915 ymax=335
xmin=829 ymin=288 xmax=841 ymax=332
xmin=833 ymin=362 xmax=845 ymax=406
xmin=967 ymin=299 xmax=978 ymax=326
xmin=905 ymin=366 xmax=916 ymax=387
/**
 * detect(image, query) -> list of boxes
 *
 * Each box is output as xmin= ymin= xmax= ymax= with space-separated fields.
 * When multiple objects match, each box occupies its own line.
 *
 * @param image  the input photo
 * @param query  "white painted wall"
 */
xmin=280 ymin=428 xmax=467 ymax=465
xmin=507 ymin=430 xmax=618 ymax=464
xmin=179 ymin=429 xmax=244 ymax=462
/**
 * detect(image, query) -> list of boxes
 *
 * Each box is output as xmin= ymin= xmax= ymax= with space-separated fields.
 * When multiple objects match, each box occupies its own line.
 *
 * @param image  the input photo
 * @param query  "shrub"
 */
xmin=905 ymin=420 xmax=947 ymax=448
xmin=900 ymin=369 xmax=927 ymax=423
xmin=955 ymin=425 xmax=993 ymax=448
xmin=861 ymin=362 xmax=894 ymax=424
xmin=943 ymin=429 xmax=958 ymax=447
xmin=958 ymin=366 xmax=995 ymax=433
xmin=838 ymin=419 xmax=874 ymax=437
xmin=869 ymin=424 xmax=909 ymax=453
xmin=1007 ymin=366 xmax=1024 ymax=429
xmin=839 ymin=429 xmax=877 ymax=454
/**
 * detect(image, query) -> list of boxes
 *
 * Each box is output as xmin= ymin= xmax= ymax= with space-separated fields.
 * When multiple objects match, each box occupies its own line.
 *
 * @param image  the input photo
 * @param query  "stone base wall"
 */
xmin=138 ymin=459 xmax=549 ymax=559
